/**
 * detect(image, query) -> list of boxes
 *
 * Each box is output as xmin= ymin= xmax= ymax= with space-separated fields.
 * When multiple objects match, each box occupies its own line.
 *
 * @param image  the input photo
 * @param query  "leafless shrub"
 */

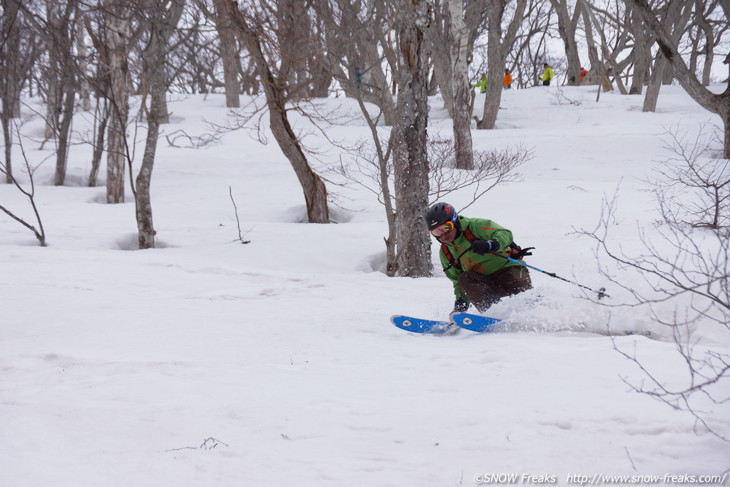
xmin=228 ymin=186 xmax=251 ymax=244
xmin=651 ymin=125 xmax=730 ymax=232
xmin=577 ymin=171 xmax=730 ymax=439
xmin=165 ymin=437 xmax=229 ymax=452
xmin=336 ymin=135 xmax=528 ymax=210
xmin=550 ymin=85 xmax=583 ymax=106
xmin=428 ymin=136 xmax=530 ymax=209
xmin=0 ymin=125 xmax=47 ymax=246
xmin=165 ymin=129 xmax=222 ymax=149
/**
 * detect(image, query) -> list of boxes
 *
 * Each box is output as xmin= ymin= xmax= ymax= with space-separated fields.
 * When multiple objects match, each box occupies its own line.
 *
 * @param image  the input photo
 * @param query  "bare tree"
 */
xmin=475 ymin=0 xmax=527 ymax=130
xmin=626 ymin=4 xmax=651 ymax=94
xmin=580 ymin=0 xmax=617 ymax=93
xmin=424 ymin=0 xmax=487 ymax=168
xmin=425 ymin=0 xmax=456 ymax=117
xmin=103 ymin=0 xmax=134 ymax=203
xmin=651 ymin=125 xmax=730 ymax=230
xmin=316 ymin=0 xmax=398 ymax=125
xmin=582 ymin=0 xmax=633 ymax=94
xmin=1 ymin=0 xmax=22 ymax=183
xmin=212 ymin=0 xmax=241 ymax=107
xmin=165 ymin=6 xmax=222 ymax=94
xmin=14 ymin=1 xmax=83 ymax=186
xmin=0 ymin=127 xmax=47 ymax=246
xmin=624 ymin=0 xmax=730 ymax=158
xmin=223 ymin=0 xmax=330 ymax=223
xmin=686 ymin=0 xmax=728 ymax=87
xmin=504 ymin=0 xmax=553 ymax=89
xmin=0 ymin=0 xmax=22 ymax=120
xmin=133 ymin=0 xmax=185 ymax=250
xmin=52 ymin=1 xmax=80 ymax=187
xmin=76 ymin=15 xmax=92 ymax=111
xmin=640 ymin=0 xmax=693 ymax=113
xmin=392 ymin=0 xmax=432 ymax=277
xmin=80 ymin=6 xmax=113 ymax=188
xmin=549 ymin=0 xmax=582 ymax=85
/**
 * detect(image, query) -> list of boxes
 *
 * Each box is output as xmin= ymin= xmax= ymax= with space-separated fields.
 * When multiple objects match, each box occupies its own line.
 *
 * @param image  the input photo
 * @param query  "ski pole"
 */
xmin=489 ymin=252 xmax=610 ymax=299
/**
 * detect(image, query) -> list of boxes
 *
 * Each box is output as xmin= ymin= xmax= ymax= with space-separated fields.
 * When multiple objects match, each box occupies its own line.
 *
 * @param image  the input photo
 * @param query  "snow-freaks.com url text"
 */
xmin=473 ymin=473 xmax=728 ymax=485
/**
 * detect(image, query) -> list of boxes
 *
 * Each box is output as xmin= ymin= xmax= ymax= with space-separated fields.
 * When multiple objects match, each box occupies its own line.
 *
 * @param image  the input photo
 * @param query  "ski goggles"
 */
xmin=430 ymin=221 xmax=455 ymax=237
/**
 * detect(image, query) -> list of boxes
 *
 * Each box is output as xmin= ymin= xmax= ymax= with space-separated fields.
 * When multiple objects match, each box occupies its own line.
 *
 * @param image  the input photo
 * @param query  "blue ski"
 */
xmin=449 ymin=312 xmax=502 ymax=332
xmin=391 ymin=315 xmax=452 ymax=334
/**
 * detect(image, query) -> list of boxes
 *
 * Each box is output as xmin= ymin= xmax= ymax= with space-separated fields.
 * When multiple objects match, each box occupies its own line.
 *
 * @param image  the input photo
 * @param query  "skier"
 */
xmin=539 ymin=63 xmax=554 ymax=86
xmin=426 ymin=202 xmax=532 ymax=313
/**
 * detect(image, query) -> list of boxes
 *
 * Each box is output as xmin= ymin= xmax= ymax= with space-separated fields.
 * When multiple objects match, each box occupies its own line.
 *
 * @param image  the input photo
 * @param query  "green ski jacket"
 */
xmin=439 ymin=215 xmax=522 ymax=300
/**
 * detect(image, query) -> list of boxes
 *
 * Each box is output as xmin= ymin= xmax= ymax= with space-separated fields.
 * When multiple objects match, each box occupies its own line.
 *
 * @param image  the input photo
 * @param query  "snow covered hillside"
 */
xmin=1 ymin=85 xmax=728 ymax=486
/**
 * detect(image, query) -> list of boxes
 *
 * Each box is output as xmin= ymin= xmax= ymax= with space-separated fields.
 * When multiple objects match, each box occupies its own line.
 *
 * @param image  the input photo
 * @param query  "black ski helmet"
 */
xmin=425 ymin=202 xmax=458 ymax=231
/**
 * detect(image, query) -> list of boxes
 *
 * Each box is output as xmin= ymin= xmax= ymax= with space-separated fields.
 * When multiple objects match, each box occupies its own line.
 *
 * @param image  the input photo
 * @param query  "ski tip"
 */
xmin=449 ymin=312 xmax=502 ymax=333
xmin=391 ymin=315 xmax=452 ymax=334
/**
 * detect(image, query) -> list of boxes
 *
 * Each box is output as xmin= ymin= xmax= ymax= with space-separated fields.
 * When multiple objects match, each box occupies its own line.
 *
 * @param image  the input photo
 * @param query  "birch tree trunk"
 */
xmin=213 ymin=0 xmax=241 ymax=108
xmin=135 ymin=0 xmax=185 ymax=249
xmin=393 ymin=0 xmax=431 ymax=277
xmin=104 ymin=1 xmax=132 ymax=204
xmin=137 ymin=101 xmax=160 ymax=250
xmin=448 ymin=0 xmax=473 ymax=170
xmin=76 ymin=19 xmax=91 ymax=111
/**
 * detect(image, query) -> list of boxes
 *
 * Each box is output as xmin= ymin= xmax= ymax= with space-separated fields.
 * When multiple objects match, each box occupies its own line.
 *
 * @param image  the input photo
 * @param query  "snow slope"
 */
xmin=1 ymin=84 xmax=728 ymax=486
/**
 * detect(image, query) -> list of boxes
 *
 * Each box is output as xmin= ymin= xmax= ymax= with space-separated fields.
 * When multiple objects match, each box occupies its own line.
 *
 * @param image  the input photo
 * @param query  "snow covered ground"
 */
xmin=1 ymin=84 xmax=729 ymax=486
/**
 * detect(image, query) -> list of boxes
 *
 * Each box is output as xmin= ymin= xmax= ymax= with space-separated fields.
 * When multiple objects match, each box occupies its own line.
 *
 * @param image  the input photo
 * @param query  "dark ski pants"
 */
xmin=457 ymin=267 xmax=532 ymax=312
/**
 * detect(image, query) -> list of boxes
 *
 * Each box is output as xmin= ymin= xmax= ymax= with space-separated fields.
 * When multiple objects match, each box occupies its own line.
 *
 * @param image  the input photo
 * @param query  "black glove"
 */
xmin=453 ymin=298 xmax=469 ymax=313
xmin=471 ymin=239 xmax=500 ymax=255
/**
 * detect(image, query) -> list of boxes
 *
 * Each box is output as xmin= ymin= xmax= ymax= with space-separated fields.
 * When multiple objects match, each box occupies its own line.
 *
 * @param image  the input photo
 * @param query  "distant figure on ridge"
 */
xmin=579 ymin=67 xmax=589 ymax=84
xmin=503 ymin=69 xmax=513 ymax=90
xmin=471 ymin=73 xmax=488 ymax=93
xmin=539 ymin=63 xmax=554 ymax=86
